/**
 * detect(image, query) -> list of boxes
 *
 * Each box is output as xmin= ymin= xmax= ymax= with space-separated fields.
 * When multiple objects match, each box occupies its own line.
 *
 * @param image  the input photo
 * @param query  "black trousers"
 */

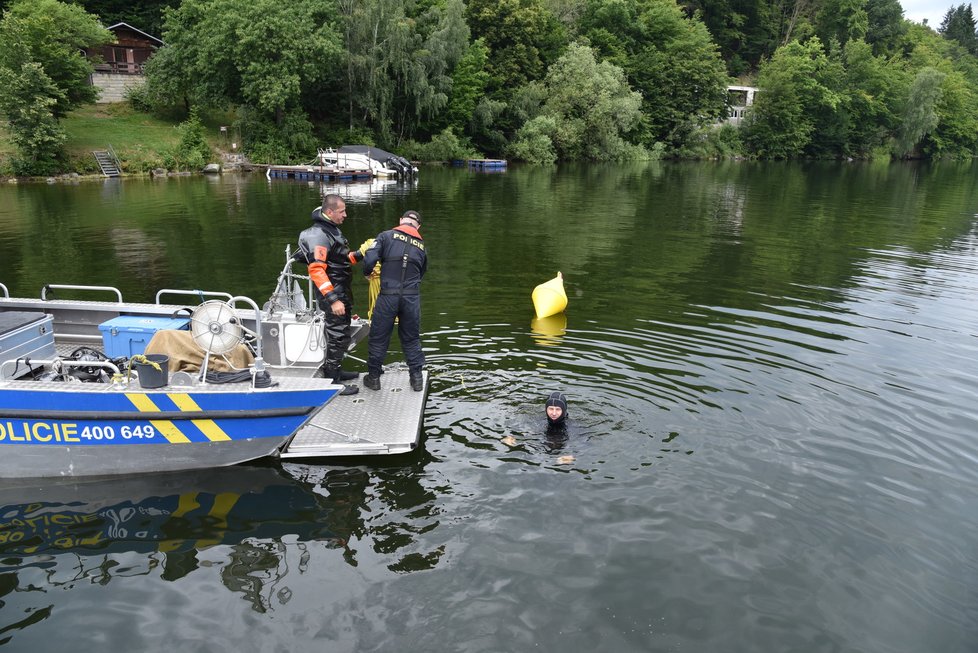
xmin=367 ymin=293 xmax=423 ymax=376
xmin=318 ymin=294 xmax=352 ymax=376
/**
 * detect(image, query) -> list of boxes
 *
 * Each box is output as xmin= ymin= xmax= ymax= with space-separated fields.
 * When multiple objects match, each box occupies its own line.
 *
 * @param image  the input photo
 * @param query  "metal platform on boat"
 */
xmin=281 ymin=368 xmax=427 ymax=458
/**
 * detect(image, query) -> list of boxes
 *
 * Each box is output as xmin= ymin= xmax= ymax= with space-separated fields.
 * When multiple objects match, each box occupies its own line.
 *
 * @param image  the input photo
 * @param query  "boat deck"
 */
xmin=278 ymin=367 xmax=427 ymax=458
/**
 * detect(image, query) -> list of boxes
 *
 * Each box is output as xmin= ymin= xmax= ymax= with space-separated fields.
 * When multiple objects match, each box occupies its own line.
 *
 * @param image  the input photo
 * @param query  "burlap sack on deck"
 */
xmin=144 ymin=329 xmax=254 ymax=373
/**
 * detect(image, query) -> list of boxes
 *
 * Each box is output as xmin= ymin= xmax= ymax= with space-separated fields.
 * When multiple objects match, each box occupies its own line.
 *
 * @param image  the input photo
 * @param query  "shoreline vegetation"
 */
xmin=3 ymin=0 xmax=978 ymax=181
xmin=0 ymin=103 xmax=237 ymax=181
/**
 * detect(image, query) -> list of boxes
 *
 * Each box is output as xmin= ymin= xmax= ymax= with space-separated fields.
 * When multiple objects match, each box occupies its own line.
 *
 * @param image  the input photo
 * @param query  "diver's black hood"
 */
xmin=545 ymin=391 xmax=568 ymax=425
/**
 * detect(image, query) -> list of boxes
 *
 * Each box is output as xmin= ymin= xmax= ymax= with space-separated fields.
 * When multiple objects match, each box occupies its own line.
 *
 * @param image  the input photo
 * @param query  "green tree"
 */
xmin=0 ymin=0 xmax=110 ymax=174
xmin=815 ymin=0 xmax=868 ymax=47
xmin=0 ymin=62 xmax=66 ymax=175
xmin=580 ymin=0 xmax=730 ymax=149
xmin=444 ymin=38 xmax=490 ymax=134
xmin=147 ymin=0 xmax=343 ymax=121
xmin=0 ymin=0 xmax=110 ymax=117
xmin=939 ymin=4 xmax=978 ymax=54
xmin=337 ymin=0 xmax=469 ymax=145
xmin=896 ymin=67 xmax=945 ymax=156
xmin=509 ymin=115 xmax=559 ymax=163
xmin=467 ymin=0 xmax=567 ymax=96
xmin=927 ymin=67 xmax=978 ymax=157
xmin=837 ymin=39 xmax=906 ymax=156
xmin=74 ymin=0 xmax=176 ymax=38
xmin=864 ymin=0 xmax=907 ymax=56
xmin=744 ymin=38 xmax=841 ymax=157
xmin=509 ymin=42 xmax=644 ymax=160
xmin=139 ymin=39 xmax=192 ymax=113
xmin=162 ymin=108 xmax=214 ymax=170
xmin=143 ymin=0 xmax=343 ymax=158
xmin=683 ymin=0 xmax=779 ymax=74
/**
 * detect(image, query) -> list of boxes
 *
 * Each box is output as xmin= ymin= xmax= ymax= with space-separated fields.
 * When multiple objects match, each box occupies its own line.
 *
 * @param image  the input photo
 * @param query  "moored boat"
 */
xmin=0 ymin=245 xmax=428 ymax=478
xmin=320 ymin=145 xmax=418 ymax=178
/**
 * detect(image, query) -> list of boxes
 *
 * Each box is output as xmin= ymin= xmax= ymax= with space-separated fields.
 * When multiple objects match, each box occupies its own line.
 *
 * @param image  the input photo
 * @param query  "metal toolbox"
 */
xmin=0 ymin=311 xmax=56 ymax=380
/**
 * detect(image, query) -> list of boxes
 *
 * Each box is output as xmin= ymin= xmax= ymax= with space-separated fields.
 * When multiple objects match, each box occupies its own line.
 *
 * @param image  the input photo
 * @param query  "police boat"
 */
xmin=0 ymin=246 xmax=428 ymax=479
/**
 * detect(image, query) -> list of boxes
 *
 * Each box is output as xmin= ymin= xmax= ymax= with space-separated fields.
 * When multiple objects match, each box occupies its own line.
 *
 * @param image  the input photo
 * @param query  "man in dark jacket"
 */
xmin=361 ymin=209 xmax=428 ymax=392
xmin=297 ymin=194 xmax=363 ymax=395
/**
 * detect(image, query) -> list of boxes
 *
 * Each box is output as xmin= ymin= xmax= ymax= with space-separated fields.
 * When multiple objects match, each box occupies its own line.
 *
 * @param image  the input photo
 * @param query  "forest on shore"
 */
xmin=3 ymin=0 xmax=978 ymax=175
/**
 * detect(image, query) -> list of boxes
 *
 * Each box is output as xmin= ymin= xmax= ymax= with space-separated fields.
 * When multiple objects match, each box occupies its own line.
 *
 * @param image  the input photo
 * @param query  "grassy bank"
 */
xmin=0 ymin=103 xmax=228 ymax=177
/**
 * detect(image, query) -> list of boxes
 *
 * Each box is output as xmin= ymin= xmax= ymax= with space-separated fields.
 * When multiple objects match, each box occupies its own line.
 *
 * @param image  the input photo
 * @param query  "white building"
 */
xmin=723 ymin=85 xmax=758 ymax=126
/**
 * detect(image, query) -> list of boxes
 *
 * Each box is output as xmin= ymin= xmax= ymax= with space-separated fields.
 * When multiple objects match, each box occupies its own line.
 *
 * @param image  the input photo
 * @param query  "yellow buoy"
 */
xmin=532 ymin=272 xmax=568 ymax=319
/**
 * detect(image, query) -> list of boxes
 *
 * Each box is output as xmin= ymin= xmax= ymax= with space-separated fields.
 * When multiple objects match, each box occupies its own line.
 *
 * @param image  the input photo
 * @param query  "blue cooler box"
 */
xmin=98 ymin=316 xmax=190 ymax=358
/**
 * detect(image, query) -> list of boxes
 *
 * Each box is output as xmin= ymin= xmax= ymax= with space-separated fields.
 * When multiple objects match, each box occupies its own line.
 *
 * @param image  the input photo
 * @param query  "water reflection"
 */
xmin=529 ymin=313 xmax=567 ymax=346
xmin=283 ymin=460 xmax=445 ymax=573
xmin=0 ymin=458 xmax=442 ymax=637
xmin=0 ymin=466 xmax=336 ymax=562
xmin=301 ymin=178 xmax=417 ymax=205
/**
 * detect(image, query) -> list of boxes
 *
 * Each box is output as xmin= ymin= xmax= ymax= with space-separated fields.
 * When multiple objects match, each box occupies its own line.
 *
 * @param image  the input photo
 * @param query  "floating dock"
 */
xmin=265 ymin=165 xmax=373 ymax=181
xmin=453 ymin=158 xmax=508 ymax=171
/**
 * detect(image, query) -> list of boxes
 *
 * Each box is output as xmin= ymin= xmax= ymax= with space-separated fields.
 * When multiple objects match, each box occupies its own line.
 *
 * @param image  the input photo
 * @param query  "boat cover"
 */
xmin=0 ymin=312 xmax=48 ymax=337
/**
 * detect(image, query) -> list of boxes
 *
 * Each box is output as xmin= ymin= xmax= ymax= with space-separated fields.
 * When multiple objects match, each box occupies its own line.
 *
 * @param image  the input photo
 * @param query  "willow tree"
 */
xmin=337 ymin=0 xmax=469 ymax=146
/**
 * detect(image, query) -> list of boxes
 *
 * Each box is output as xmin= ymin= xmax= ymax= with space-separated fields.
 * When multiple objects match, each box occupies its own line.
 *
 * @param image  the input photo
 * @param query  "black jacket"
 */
xmin=363 ymin=225 xmax=427 ymax=295
xmin=298 ymin=207 xmax=362 ymax=304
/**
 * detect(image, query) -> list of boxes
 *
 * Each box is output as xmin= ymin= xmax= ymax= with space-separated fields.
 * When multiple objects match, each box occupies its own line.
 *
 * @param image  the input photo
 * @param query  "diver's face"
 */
xmin=325 ymin=200 xmax=347 ymax=224
xmin=547 ymin=406 xmax=563 ymax=420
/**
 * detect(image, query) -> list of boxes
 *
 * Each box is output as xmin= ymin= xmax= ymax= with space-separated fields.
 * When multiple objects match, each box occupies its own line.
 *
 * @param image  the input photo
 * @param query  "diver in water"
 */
xmin=545 ymin=391 xmax=568 ymax=429
xmin=543 ymin=391 xmax=571 ymax=457
xmin=503 ymin=392 xmax=574 ymax=463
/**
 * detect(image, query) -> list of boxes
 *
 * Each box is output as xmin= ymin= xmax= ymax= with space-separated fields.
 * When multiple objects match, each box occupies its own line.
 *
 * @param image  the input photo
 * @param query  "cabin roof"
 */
xmin=106 ymin=22 xmax=164 ymax=46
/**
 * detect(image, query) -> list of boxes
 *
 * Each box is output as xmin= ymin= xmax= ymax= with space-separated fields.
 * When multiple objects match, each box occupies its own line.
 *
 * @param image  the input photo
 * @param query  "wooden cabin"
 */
xmin=86 ymin=23 xmax=163 ymax=103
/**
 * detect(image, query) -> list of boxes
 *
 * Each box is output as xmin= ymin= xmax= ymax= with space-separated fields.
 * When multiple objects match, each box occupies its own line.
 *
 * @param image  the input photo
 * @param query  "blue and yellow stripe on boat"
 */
xmin=125 ymin=392 xmax=231 ymax=444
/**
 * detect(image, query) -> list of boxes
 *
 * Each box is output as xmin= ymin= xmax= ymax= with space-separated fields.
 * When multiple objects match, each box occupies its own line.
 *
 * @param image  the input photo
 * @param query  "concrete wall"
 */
xmin=91 ymin=72 xmax=146 ymax=104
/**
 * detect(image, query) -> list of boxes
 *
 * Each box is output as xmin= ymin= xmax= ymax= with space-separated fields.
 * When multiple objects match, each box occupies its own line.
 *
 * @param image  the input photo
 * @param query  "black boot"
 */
xmin=315 ymin=366 xmax=357 ymax=381
xmin=363 ymin=373 xmax=381 ymax=391
xmin=409 ymin=370 xmax=424 ymax=392
xmin=327 ymin=368 xmax=358 ymax=395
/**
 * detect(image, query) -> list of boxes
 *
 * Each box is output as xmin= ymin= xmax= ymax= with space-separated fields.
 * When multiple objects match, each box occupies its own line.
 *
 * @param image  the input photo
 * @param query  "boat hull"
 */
xmin=0 ymin=385 xmax=336 ymax=478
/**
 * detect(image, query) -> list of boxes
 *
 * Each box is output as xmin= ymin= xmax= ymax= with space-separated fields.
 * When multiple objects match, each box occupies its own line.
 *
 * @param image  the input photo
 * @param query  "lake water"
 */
xmin=0 ymin=162 xmax=977 ymax=652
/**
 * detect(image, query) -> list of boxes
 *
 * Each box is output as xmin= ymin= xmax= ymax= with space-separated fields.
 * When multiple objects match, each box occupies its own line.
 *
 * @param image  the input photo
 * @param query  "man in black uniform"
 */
xmin=361 ymin=209 xmax=427 ymax=392
xmin=297 ymin=194 xmax=364 ymax=395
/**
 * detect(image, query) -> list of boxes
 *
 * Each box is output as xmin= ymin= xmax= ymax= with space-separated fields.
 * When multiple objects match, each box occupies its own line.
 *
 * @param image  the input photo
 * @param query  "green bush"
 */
xmin=508 ymin=116 xmax=557 ymax=165
xmin=160 ymin=108 xmax=213 ymax=171
xmin=237 ymin=110 xmax=317 ymax=164
xmin=676 ymin=124 xmax=745 ymax=159
xmin=400 ymin=128 xmax=481 ymax=162
xmin=125 ymin=83 xmax=154 ymax=114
